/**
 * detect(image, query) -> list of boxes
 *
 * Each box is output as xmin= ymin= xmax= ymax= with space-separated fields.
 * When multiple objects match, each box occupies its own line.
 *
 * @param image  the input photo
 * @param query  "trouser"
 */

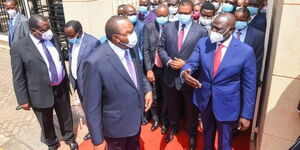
xmin=105 ymin=132 xmax=140 ymax=150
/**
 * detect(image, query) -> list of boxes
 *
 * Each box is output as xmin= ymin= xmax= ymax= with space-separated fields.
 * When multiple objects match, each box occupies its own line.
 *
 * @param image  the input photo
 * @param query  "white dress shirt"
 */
xmin=216 ymin=35 xmax=233 ymax=62
xmin=71 ymin=33 xmax=85 ymax=79
xmin=29 ymin=34 xmax=64 ymax=84
xmin=11 ymin=13 xmax=19 ymax=26
xmin=178 ymin=20 xmax=192 ymax=44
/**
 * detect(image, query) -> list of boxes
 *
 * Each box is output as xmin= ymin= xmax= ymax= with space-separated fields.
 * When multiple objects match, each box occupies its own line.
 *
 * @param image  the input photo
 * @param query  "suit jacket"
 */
xmin=143 ymin=21 xmax=161 ymax=71
xmin=10 ymin=35 xmax=70 ymax=108
xmin=158 ymin=21 xmax=208 ymax=90
xmin=244 ymin=26 xmax=265 ymax=80
xmin=9 ymin=14 xmax=29 ymax=46
xmin=69 ymin=33 xmax=100 ymax=96
xmin=249 ymin=12 xmax=266 ymax=33
xmin=138 ymin=11 xmax=156 ymax=24
xmin=82 ymin=42 xmax=152 ymax=145
xmin=134 ymin=20 xmax=145 ymax=61
xmin=182 ymin=37 xmax=257 ymax=121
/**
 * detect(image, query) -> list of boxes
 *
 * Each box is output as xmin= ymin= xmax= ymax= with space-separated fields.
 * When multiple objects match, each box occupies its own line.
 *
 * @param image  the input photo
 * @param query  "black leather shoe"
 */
xmin=151 ymin=121 xmax=159 ymax=131
xmin=161 ymin=124 xmax=168 ymax=134
xmin=142 ymin=117 xmax=149 ymax=125
xmin=67 ymin=141 xmax=78 ymax=150
xmin=83 ymin=133 xmax=91 ymax=141
xmin=48 ymin=143 xmax=60 ymax=150
xmin=189 ymin=137 xmax=197 ymax=150
xmin=165 ymin=129 xmax=177 ymax=143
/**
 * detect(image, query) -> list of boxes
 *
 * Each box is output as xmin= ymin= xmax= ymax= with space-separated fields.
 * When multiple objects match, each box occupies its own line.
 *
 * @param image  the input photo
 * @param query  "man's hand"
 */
xmin=170 ymin=57 xmax=185 ymax=70
xmin=182 ymin=69 xmax=201 ymax=88
xmin=22 ymin=103 xmax=31 ymax=111
xmin=146 ymin=70 xmax=155 ymax=83
xmin=94 ymin=142 xmax=107 ymax=150
xmin=238 ymin=117 xmax=251 ymax=131
xmin=144 ymin=91 xmax=153 ymax=112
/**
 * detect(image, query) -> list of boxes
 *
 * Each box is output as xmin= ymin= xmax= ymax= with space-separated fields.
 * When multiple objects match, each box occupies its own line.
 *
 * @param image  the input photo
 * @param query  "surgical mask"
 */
xmin=222 ymin=3 xmax=234 ymax=12
xmin=212 ymin=2 xmax=220 ymax=9
xmin=128 ymin=15 xmax=138 ymax=24
xmin=247 ymin=6 xmax=259 ymax=16
xmin=169 ymin=6 xmax=178 ymax=15
xmin=120 ymin=32 xmax=138 ymax=48
xmin=199 ymin=17 xmax=212 ymax=26
xmin=235 ymin=21 xmax=248 ymax=30
xmin=192 ymin=11 xmax=200 ymax=20
xmin=41 ymin=29 xmax=53 ymax=41
xmin=139 ymin=6 xmax=148 ymax=14
xmin=156 ymin=16 xmax=169 ymax=25
xmin=178 ymin=14 xmax=191 ymax=25
xmin=7 ymin=9 xmax=17 ymax=17
xmin=68 ymin=33 xmax=81 ymax=44
xmin=209 ymin=27 xmax=231 ymax=43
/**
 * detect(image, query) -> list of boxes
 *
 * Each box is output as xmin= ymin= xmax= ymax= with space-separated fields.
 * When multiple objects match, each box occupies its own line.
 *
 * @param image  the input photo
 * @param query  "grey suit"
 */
xmin=9 ymin=13 xmax=29 ymax=47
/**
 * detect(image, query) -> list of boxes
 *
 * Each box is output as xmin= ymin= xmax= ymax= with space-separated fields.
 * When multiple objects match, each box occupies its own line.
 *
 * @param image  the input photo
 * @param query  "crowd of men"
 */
xmin=5 ymin=0 xmax=267 ymax=149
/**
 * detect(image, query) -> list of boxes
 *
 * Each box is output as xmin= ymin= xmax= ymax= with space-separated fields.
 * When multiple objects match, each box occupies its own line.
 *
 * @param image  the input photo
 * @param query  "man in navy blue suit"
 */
xmin=82 ymin=16 xmax=153 ymax=150
xmin=234 ymin=7 xmax=264 ymax=83
xmin=248 ymin=0 xmax=266 ymax=33
xmin=64 ymin=20 xmax=100 ymax=141
xmin=181 ymin=13 xmax=256 ymax=150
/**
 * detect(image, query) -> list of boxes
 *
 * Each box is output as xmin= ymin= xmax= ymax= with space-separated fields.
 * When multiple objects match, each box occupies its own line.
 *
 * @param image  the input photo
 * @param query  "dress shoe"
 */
xmin=48 ymin=143 xmax=60 ymax=150
xmin=165 ymin=129 xmax=177 ymax=143
xmin=83 ymin=133 xmax=91 ymax=141
xmin=67 ymin=141 xmax=78 ymax=150
xmin=151 ymin=121 xmax=159 ymax=131
xmin=161 ymin=124 xmax=168 ymax=134
xmin=142 ymin=117 xmax=149 ymax=125
xmin=189 ymin=137 xmax=197 ymax=150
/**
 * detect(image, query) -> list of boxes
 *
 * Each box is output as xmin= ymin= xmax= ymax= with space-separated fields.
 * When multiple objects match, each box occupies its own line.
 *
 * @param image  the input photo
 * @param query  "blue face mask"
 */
xmin=247 ymin=6 xmax=259 ymax=16
xmin=139 ymin=6 xmax=148 ymax=14
xmin=178 ymin=14 xmax=191 ymax=25
xmin=156 ymin=16 xmax=168 ymax=25
xmin=222 ymin=3 xmax=234 ymax=12
xmin=68 ymin=34 xmax=81 ymax=44
xmin=128 ymin=15 xmax=138 ymax=24
xmin=235 ymin=21 xmax=248 ymax=30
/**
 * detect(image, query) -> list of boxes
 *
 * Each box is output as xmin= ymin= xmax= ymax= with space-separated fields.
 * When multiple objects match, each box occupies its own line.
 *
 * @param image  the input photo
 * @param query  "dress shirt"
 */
xmin=233 ymin=26 xmax=248 ymax=42
xmin=178 ymin=20 xmax=192 ymax=44
xmin=71 ymin=33 xmax=85 ymax=79
xmin=216 ymin=35 xmax=233 ymax=62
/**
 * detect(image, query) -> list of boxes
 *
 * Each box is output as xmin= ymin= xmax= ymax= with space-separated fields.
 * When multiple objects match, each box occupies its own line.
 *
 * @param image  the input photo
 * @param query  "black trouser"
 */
xmin=33 ymin=81 xmax=75 ymax=147
xmin=165 ymin=85 xmax=199 ymax=137
xmin=105 ymin=132 xmax=140 ymax=150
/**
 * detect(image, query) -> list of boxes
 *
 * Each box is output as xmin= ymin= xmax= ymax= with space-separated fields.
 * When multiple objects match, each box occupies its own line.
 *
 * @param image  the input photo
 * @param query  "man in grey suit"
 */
xmin=64 ymin=20 xmax=100 ymax=141
xmin=4 ymin=0 xmax=29 ymax=47
xmin=82 ymin=16 xmax=153 ymax=150
xmin=158 ymin=1 xmax=207 ymax=149
xmin=10 ymin=14 xmax=77 ymax=150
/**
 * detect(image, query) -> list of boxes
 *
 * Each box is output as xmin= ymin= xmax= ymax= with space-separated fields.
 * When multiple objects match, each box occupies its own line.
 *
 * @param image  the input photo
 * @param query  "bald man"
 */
xmin=82 ymin=15 xmax=152 ymax=150
xmin=181 ymin=13 xmax=256 ymax=150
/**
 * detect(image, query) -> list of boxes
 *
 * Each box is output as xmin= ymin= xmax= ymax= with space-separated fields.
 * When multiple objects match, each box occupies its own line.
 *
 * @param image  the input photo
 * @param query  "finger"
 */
xmin=145 ymin=102 xmax=151 ymax=112
xmin=238 ymin=122 xmax=242 ymax=130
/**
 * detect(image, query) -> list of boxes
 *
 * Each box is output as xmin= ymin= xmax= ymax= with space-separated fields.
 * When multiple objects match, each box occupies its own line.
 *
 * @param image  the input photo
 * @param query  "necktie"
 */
xmin=159 ymin=25 xmax=164 ymax=38
xmin=125 ymin=51 xmax=138 ymax=87
xmin=237 ymin=30 xmax=241 ymax=41
xmin=213 ymin=44 xmax=224 ymax=77
xmin=140 ymin=14 xmax=145 ymax=21
xmin=40 ymin=40 xmax=59 ymax=84
xmin=178 ymin=24 xmax=185 ymax=51
xmin=155 ymin=48 xmax=163 ymax=68
xmin=9 ymin=18 xmax=14 ymax=44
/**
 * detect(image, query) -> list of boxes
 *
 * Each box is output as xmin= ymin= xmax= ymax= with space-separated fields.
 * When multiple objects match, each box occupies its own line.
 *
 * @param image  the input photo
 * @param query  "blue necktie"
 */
xmin=9 ymin=18 xmax=14 ymax=44
xmin=40 ymin=40 xmax=58 ymax=84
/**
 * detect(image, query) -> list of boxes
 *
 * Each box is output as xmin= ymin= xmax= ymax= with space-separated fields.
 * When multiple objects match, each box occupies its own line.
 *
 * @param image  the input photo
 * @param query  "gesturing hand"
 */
xmin=182 ymin=69 xmax=201 ymax=88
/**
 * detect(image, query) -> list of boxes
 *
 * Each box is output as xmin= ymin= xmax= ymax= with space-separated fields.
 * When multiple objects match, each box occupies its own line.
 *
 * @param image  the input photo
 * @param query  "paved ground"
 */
xmin=0 ymin=47 xmax=88 ymax=150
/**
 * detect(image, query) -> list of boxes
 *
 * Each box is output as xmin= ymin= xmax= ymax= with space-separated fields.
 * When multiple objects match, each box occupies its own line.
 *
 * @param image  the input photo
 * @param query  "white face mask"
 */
xmin=121 ymin=31 xmax=138 ymax=48
xmin=42 ymin=29 xmax=53 ymax=41
xmin=209 ymin=27 xmax=231 ymax=43
xmin=169 ymin=6 xmax=178 ymax=15
xmin=7 ymin=9 xmax=17 ymax=17
xmin=199 ymin=17 xmax=212 ymax=26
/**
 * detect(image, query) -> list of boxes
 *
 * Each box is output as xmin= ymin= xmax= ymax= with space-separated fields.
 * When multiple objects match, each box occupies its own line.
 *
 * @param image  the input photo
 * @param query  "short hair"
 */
xmin=179 ymin=0 xmax=193 ymax=10
xmin=118 ymin=4 xmax=126 ymax=9
xmin=29 ymin=14 xmax=48 ymax=29
xmin=5 ymin=0 xmax=17 ymax=6
xmin=200 ymin=2 xmax=216 ymax=12
xmin=65 ymin=20 xmax=83 ymax=33
xmin=105 ymin=15 xmax=129 ymax=41
xmin=156 ymin=4 xmax=169 ymax=14
xmin=235 ymin=7 xmax=250 ymax=19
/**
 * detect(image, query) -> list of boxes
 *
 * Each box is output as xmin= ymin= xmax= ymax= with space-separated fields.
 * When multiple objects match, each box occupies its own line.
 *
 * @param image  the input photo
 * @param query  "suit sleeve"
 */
xmin=10 ymin=46 xmax=29 ymax=105
xmin=158 ymin=27 xmax=172 ymax=67
xmin=181 ymin=40 xmax=201 ymax=74
xmin=142 ymin=71 xmax=152 ymax=94
xmin=82 ymin=59 xmax=104 ymax=145
xmin=241 ymin=48 xmax=257 ymax=120
xmin=143 ymin=25 xmax=152 ymax=71
xmin=22 ymin=19 xmax=29 ymax=37
xmin=255 ymin=33 xmax=264 ymax=81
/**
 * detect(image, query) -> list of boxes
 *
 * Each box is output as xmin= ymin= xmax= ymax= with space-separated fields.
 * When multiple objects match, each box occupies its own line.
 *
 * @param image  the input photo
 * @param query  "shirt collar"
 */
xmin=179 ymin=20 xmax=192 ymax=30
xmin=108 ymin=40 xmax=129 ymax=60
xmin=217 ymin=35 xmax=233 ymax=48
xmin=74 ymin=32 xmax=85 ymax=46
xmin=234 ymin=26 xmax=248 ymax=35
xmin=10 ymin=12 xmax=19 ymax=19
xmin=29 ymin=33 xmax=41 ymax=45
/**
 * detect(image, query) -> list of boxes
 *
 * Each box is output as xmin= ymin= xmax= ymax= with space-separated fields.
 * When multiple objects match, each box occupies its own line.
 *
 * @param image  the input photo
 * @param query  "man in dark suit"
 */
xmin=138 ymin=0 xmax=157 ymax=23
xmin=10 ymin=14 xmax=77 ymax=150
xmin=234 ymin=7 xmax=264 ymax=83
xmin=4 ymin=0 xmax=29 ymax=47
xmin=143 ymin=5 xmax=169 ymax=133
xmin=82 ymin=16 xmax=153 ymax=150
xmin=64 ymin=20 xmax=100 ymax=141
xmin=248 ymin=0 xmax=266 ymax=33
xmin=158 ymin=1 xmax=208 ymax=149
xmin=181 ymin=13 xmax=257 ymax=150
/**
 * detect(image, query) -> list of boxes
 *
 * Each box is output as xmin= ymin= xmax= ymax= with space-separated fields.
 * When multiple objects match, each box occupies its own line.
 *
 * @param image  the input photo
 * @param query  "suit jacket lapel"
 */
xmin=77 ymin=35 xmax=88 ymax=69
xmin=244 ymin=27 xmax=251 ymax=44
xmin=180 ymin=22 xmax=196 ymax=52
xmin=129 ymin=48 xmax=141 ymax=89
xmin=174 ymin=21 xmax=179 ymax=52
xmin=12 ymin=15 xmax=21 ymax=36
xmin=27 ymin=36 xmax=46 ymax=64
xmin=204 ymin=39 xmax=216 ymax=80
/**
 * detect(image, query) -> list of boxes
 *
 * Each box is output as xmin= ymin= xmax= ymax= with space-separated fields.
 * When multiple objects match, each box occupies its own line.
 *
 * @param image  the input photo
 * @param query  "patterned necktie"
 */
xmin=40 ymin=40 xmax=58 ymax=84
xmin=213 ymin=44 xmax=224 ymax=77
xmin=125 ymin=51 xmax=138 ymax=87
xmin=237 ymin=30 xmax=242 ymax=41
xmin=178 ymin=24 xmax=185 ymax=51
xmin=9 ymin=18 xmax=14 ymax=44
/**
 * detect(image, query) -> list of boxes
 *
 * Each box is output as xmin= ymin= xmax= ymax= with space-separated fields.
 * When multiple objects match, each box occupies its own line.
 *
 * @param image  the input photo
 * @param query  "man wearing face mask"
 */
xmin=138 ymin=0 xmax=157 ymax=23
xmin=167 ymin=0 xmax=179 ymax=22
xmin=211 ymin=0 xmax=223 ymax=16
xmin=191 ymin=0 xmax=202 ymax=23
xmin=158 ymin=1 xmax=207 ymax=149
xmin=10 ymin=14 xmax=78 ymax=150
xmin=150 ymin=0 xmax=160 ymax=11
xmin=64 ymin=20 xmax=100 ymax=141
xmin=236 ymin=0 xmax=249 ymax=10
xmin=117 ymin=4 xmax=126 ymax=16
xmin=4 ymin=0 xmax=29 ymax=47
xmin=181 ymin=13 xmax=256 ymax=150
xmin=143 ymin=5 xmax=169 ymax=134
xmin=234 ymin=8 xmax=264 ymax=84
xmin=82 ymin=15 xmax=152 ymax=150
xmin=199 ymin=2 xmax=216 ymax=30
xmin=222 ymin=0 xmax=237 ymax=13
xmin=248 ymin=0 xmax=266 ymax=33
